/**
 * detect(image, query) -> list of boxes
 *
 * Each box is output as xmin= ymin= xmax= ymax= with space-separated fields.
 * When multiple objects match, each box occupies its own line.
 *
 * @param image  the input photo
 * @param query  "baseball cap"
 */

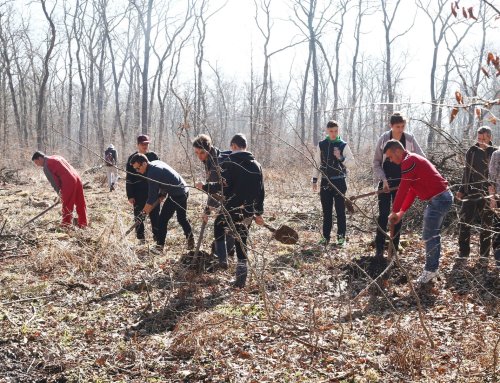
xmin=137 ymin=134 xmax=150 ymax=144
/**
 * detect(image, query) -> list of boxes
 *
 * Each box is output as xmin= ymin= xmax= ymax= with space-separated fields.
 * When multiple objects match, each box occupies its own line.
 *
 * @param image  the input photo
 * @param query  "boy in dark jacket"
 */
xmin=192 ymin=134 xmax=234 ymax=265
xmin=456 ymin=126 xmax=496 ymax=260
xmin=126 ymin=135 xmax=160 ymax=242
xmin=196 ymin=134 xmax=265 ymax=288
xmin=312 ymin=120 xmax=355 ymax=246
xmin=129 ymin=154 xmax=194 ymax=252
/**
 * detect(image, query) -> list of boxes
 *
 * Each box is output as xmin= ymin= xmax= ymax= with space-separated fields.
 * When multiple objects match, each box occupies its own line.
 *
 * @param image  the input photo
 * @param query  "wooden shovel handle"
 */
xmin=263 ymin=223 xmax=277 ymax=233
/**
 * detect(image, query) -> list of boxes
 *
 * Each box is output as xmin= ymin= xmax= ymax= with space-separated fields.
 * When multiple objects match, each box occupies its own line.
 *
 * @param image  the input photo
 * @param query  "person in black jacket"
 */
xmin=129 ymin=154 xmax=194 ymax=252
xmin=456 ymin=126 xmax=496 ymax=260
xmin=312 ymin=120 xmax=355 ymax=247
xmin=126 ymin=135 xmax=160 ymax=242
xmin=193 ymin=134 xmax=234 ymax=267
xmin=196 ymin=133 xmax=265 ymax=288
xmin=104 ymin=144 xmax=118 ymax=191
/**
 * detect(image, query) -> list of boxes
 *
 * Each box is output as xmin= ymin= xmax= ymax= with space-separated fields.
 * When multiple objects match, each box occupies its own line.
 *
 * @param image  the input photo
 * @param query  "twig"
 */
xmin=0 ymin=295 xmax=53 ymax=306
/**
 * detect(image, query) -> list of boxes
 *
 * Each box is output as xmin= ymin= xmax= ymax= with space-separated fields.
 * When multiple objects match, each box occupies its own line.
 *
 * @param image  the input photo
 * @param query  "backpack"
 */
xmin=105 ymin=150 xmax=114 ymax=166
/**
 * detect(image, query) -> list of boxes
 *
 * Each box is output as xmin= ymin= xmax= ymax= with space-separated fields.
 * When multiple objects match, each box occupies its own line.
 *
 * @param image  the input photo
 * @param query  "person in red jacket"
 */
xmin=32 ymin=151 xmax=88 ymax=227
xmin=384 ymin=140 xmax=452 ymax=285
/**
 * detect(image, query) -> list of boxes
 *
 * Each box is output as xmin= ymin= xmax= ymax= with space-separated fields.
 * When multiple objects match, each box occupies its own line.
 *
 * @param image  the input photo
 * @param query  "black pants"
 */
xmin=134 ymin=194 xmax=160 ymax=240
xmin=374 ymin=180 xmax=402 ymax=253
xmin=216 ymin=209 xmax=252 ymax=261
xmin=458 ymin=196 xmax=494 ymax=257
xmin=320 ymin=178 xmax=347 ymax=241
xmin=156 ymin=193 xmax=193 ymax=247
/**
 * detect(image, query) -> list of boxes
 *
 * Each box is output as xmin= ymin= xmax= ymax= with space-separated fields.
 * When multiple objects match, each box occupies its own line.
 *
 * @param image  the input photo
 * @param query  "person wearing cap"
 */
xmin=126 ymin=134 xmax=160 ymax=242
xmin=104 ymin=144 xmax=118 ymax=192
xmin=32 ymin=151 xmax=88 ymax=227
xmin=456 ymin=126 xmax=495 ymax=263
xmin=386 ymin=140 xmax=453 ymax=285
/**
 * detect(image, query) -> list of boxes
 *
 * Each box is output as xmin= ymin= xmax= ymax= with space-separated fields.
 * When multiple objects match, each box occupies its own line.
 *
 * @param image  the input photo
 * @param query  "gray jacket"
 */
xmin=489 ymin=149 xmax=500 ymax=192
xmin=372 ymin=131 xmax=425 ymax=183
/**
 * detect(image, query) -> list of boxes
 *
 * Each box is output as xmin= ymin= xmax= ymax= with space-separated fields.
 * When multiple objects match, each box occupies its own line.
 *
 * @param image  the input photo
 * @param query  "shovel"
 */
xmin=125 ymin=198 xmax=161 ymax=236
xmin=346 ymin=186 xmax=399 ymax=213
xmin=23 ymin=199 xmax=60 ymax=226
xmin=263 ymin=223 xmax=299 ymax=245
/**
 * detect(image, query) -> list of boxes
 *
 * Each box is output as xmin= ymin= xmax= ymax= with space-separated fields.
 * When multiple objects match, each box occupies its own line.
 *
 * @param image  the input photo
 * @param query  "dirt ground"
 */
xmin=0 ymin=165 xmax=498 ymax=382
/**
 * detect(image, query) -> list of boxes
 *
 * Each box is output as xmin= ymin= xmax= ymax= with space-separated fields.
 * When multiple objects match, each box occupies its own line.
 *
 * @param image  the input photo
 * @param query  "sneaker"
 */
xmin=416 ymin=270 xmax=438 ymax=284
xmin=336 ymin=237 xmax=345 ymax=247
xmin=318 ymin=238 xmax=330 ymax=246
xmin=150 ymin=244 xmax=163 ymax=255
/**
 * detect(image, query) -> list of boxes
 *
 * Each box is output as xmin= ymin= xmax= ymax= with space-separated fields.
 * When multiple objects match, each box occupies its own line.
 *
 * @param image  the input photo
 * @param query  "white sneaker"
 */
xmin=416 ymin=270 xmax=438 ymax=284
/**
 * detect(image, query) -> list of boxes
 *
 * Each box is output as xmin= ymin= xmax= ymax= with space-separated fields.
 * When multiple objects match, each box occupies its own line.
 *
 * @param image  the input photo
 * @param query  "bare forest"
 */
xmin=0 ymin=0 xmax=500 ymax=382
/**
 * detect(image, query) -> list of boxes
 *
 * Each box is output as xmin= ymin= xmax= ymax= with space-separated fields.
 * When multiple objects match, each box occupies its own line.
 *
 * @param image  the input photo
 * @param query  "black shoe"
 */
xmin=374 ymin=249 xmax=384 ymax=259
xmin=216 ymin=262 xmax=229 ymax=271
xmin=187 ymin=235 xmax=195 ymax=250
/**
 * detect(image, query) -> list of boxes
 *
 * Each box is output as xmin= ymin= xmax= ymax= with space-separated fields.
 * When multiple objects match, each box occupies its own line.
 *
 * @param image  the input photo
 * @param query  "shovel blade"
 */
xmin=274 ymin=225 xmax=299 ymax=245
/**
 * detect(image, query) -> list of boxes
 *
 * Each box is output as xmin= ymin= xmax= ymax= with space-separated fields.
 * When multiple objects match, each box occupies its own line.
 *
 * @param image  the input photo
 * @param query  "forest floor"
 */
xmin=0 ymin=164 xmax=498 ymax=383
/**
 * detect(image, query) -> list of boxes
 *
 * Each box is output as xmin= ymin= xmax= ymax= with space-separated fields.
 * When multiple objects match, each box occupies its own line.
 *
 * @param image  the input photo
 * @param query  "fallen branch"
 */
xmin=0 ymin=294 xmax=53 ymax=306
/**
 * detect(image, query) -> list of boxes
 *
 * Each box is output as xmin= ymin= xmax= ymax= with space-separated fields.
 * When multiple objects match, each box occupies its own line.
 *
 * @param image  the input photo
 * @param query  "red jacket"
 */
xmin=44 ymin=155 xmax=81 ymax=193
xmin=392 ymin=152 xmax=448 ymax=213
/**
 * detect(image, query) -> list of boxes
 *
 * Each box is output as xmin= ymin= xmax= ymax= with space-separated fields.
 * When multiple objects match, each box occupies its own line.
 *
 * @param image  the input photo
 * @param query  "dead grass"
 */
xmin=0 ymin=164 xmax=498 ymax=382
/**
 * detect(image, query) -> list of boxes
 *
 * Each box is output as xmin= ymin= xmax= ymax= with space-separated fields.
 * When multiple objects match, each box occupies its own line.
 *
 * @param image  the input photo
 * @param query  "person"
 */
xmin=126 ymin=135 xmax=160 ymax=243
xmin=373 ymin=112 xmax=425 ymax=259
xmin=196 ymin=133 xmax=265 ymax=288
xmin=385 ymin=140 xmax=453 ymax=284
xmin=192 ymin=134 xmax=234 ymax=265
xmin=104 ymin=144 xmax=118 ymax=192
xmin=312 ymin=120 xmax=355 ymax=246
xmin=456 ymin=126 xmax=495 ymax=261
xmin=129 ymin=154 xmax=194 ymax=252
xmin=32 ymin=151 xmax=88 ymax=228
xmin=488 ymin=147 xmax=500 ymax=271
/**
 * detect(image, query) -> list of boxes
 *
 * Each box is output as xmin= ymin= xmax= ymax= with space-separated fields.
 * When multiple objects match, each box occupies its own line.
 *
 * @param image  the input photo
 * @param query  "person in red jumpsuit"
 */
xmin=32 ymin=151 xmax=88 ymax=227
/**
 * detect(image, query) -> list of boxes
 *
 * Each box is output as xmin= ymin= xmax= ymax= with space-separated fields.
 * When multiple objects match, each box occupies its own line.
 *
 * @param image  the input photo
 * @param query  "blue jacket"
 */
xmin=146 ymin=160 xmax=188 ymax=204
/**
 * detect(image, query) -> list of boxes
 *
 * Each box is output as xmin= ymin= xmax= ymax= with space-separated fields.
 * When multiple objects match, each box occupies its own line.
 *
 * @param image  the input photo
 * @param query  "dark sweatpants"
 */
xmin=134 ymin=193 xmax=160 ymax=240
xmin=374 ymin=180 xmax=402 ymax=254
xmin=156 ymin=193 xmax=193 ymax=247
xmin=320 ymin=178 xmax=347 ymax=241
xmin=458 ymin=196 xmax=494 ymax=258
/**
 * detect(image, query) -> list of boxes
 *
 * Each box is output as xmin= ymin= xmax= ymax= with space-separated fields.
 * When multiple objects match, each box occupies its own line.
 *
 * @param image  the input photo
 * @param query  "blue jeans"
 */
xmin=422 ymin=190 xmax=452 ymax=272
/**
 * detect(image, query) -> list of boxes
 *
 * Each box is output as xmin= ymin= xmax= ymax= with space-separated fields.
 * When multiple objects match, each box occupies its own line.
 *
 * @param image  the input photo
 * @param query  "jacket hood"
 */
xmin=229 ymin=151 xmax=255 ymax=162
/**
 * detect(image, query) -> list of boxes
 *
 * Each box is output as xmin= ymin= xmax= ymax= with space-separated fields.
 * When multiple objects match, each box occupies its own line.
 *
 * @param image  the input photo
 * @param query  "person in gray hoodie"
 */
xmin=488 ymin=146 xmax=500 ymax=271
xmin=372 ymin=112 xmax=425 ymax=259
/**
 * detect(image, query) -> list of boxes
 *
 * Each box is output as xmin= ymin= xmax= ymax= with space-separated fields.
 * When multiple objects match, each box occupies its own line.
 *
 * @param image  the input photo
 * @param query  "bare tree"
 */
xmin=417 ymin=0 xmax=474 ymax=147
xmin=36 ymin=0 xmax=57 ymax=150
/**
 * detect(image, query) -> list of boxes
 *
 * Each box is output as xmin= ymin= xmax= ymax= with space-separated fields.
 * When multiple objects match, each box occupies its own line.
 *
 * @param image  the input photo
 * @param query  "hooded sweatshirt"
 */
xmin=203 ymin=151 xmax=265 ymax=215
